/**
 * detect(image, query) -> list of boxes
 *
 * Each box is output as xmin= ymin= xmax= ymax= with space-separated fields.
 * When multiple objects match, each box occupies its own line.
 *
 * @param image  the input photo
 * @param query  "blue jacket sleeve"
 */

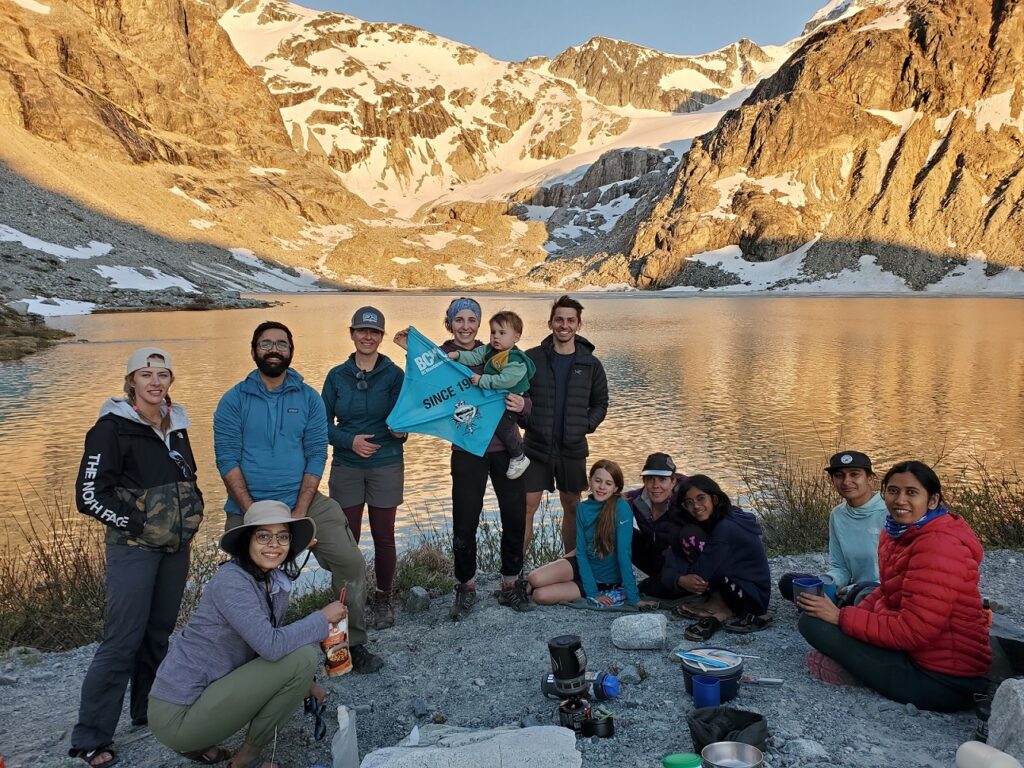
xmin=213 ymin=388 xmax=242 ymax=478
xmin=576 ymin=510 xmax=599 ymax=599
xmin=688 ymin=519 xmax=733 ymax=583
xmin=387 ymin=366 xmax=408 ymax=443
xmin=661 ymin=547 xmax=687 ymax=594
xmin=321 ymin=370 xmax=356 ymax=451
xmin=826 ymin=508 xmax=853 ymax=588
xmin=615 ymin=499 xmax=640 ymax=603
xmin=303 ymin=388 xmax=328 ymax=478
xmin=209 ymin=568 xmax=328 ymax=661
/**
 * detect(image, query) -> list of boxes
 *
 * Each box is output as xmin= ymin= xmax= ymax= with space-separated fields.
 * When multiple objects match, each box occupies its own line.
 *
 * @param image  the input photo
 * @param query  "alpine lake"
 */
xmin=2 ymin=292 xmax=1023 ymax=550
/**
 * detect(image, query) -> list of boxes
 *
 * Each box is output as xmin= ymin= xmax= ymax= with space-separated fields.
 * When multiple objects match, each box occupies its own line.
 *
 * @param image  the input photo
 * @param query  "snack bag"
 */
xmin=322 ymin=588 xmax=352 ymax=677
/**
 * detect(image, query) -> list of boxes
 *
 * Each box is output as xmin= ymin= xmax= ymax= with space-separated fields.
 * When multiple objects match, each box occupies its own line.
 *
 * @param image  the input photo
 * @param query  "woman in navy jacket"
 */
xmin=662 ymin=474 xmax=771 ymax=641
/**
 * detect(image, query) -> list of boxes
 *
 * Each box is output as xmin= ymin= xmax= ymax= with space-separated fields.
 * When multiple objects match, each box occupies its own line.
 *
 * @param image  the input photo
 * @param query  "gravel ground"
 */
xmin=2 ymin=550 xmax=1020 ymax=768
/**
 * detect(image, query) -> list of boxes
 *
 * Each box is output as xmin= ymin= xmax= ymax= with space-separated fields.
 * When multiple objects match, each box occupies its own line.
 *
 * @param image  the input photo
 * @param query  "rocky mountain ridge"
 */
xmin=218 ymin=0 xmax=778 ymax=219
xmin=520 ymin=0 xmax=1024 ymax=293
xmin=1 ymin=0 xmax=1022 ymax=312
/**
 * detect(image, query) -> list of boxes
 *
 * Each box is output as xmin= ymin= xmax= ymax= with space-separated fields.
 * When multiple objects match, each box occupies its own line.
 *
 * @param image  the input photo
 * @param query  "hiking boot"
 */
xmin=449 ymin=583 xmax=476 ymax=621
xmin=506 ymin=453 xmax=530 ymax=480
xmin=371 ymin=590 xmax=395 ymax=630
xmin=496 ymin=578 xmax=534 ymax=612
xmin=350 ymin=643 xmax=384 ymax=674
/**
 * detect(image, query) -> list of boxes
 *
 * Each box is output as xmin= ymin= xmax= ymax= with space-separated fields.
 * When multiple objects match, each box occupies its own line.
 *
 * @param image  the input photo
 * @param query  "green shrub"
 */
xmin=742 ymin=454 xmax=838 ymax=556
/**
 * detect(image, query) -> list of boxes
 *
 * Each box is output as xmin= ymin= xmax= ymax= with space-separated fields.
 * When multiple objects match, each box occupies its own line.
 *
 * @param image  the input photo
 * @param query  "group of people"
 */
xmin=65 ymin=295 xmax=995 ymax=768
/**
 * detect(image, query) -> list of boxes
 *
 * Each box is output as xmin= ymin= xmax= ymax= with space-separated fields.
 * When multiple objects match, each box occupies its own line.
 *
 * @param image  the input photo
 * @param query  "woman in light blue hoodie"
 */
xmin=778 ymin=451 xmax=888 ymax=603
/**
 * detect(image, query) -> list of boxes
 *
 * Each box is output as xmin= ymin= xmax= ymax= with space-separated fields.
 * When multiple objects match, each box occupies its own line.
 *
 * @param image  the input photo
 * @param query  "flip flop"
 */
xmin=684 ymin=616 xmax=722 ymax=642
xmin=182 ymin=746 xmax=234 ymax=764
xmin=723 ymin=613 xmax=773 ymax=634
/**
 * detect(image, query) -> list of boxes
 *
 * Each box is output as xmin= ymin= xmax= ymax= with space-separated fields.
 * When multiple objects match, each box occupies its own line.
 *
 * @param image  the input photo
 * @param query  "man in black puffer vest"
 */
xmin=521 ymin=295 xmax=609 ymax=554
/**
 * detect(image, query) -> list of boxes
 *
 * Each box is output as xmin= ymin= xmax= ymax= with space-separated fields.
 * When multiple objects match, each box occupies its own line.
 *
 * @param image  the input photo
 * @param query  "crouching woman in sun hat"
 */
xmin=70 ymin=348 xmax=203 ymax=768
xmin=148 ymin=501 xmax=347 ymax=768
xmin=797 ymin=461 xmax=991 ymax=712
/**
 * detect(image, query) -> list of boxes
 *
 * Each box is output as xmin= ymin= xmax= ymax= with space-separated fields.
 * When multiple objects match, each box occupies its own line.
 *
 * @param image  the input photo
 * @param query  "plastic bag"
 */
xmin=687 ymin=706 xmax=769 ymax=752
xmin=331 ymin=705 xmax=359 ymax=768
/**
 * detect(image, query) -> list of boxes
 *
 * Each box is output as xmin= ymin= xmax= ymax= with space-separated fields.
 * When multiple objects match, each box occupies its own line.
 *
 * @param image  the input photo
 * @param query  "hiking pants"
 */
xmin=225 ymin=493 xmax=367 ymax=647
xmin=798 ymin=614 xmax=986 ymax=712
xmin=71 ymin=543 xmax=190 ymax=751
xmin=450 ymin=449 xmax=526 ymax=583
xmin=148 ymin=645 xmax=320 ymax=753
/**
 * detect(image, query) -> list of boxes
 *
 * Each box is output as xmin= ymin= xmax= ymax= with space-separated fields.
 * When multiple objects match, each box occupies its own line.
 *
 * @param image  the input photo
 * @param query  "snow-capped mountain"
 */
xmin=218 ymin=0 xmax=784 ymax=218
xmin=528 ymin=0 xmax=1024 ymax=294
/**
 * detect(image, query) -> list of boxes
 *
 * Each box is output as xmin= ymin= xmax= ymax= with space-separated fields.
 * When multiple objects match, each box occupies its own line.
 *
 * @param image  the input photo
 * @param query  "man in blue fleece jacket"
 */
xmin=214 ymin=321 xmax=382 ymax=673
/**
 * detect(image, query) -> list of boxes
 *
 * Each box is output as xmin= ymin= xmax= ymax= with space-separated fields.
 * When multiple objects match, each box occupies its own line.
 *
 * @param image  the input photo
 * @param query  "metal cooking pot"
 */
xmin=701 ymin=741 xmax=765 ymax=768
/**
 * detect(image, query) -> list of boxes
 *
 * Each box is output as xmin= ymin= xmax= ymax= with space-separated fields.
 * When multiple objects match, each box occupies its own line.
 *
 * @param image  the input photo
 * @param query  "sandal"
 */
xmin=182 ymin=746 xmax=234 ymax=764
xmin=684 ymin=616 xmax=722 ymax=642
xmin=723 ymin=612 xmax=773 ymax=633
xmin=70 ymin=746 xmax=119 ymax=768
xmin=672 ymin=601 xmax=712 ymax=621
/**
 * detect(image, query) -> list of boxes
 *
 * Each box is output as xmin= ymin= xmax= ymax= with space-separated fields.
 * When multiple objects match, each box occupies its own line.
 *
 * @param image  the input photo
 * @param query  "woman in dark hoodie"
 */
xmin=662 ymin=475 xmax=772 ymax=642
xmin=69 ymin=348 xmax=204 ymax=768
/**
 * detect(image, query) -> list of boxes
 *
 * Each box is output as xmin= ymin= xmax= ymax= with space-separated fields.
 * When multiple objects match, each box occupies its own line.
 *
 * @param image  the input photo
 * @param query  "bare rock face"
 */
xmin=626 ymin=0 xmax=1024 ymax=289
xmin=547 ymin=36 xmax=773 ymax=113
xmin=218 ymin=2 xmax=777 ymax=217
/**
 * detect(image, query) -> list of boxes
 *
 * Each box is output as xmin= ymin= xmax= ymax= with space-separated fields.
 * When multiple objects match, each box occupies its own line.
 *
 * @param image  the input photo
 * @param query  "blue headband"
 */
xmin=446 ymin=298 xmax=482 ymax=326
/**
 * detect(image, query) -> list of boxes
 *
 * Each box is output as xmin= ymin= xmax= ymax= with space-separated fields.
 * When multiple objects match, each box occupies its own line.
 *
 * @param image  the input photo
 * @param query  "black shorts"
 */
xmin=565 ymin=555 xmax=618 ymax=597
xmin=523 ymin=455 xmax=588 ymax=494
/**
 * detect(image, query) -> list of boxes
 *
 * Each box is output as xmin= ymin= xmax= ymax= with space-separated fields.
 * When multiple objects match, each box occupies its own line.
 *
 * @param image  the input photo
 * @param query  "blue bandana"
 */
xmin=884 ymin=504 xmax=949 ymax=539
xmin=446 ymin=298 xmax=481 ymax=328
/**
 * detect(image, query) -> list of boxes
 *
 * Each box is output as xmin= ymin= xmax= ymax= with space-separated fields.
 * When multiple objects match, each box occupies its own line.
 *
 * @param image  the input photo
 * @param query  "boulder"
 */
xmin=610 ymin=614 xmax=667 ymax=650
xmin=359 ymin=725 xmax=581 ymax=768
xmin=403 ymin=587 xmax=430 ymax=613
xmin=988 ymin=678 xmax=1024 ymax=761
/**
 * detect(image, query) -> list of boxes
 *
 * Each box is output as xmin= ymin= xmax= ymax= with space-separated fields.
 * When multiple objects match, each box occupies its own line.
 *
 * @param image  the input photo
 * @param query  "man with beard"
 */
xmin=214 ymin=321 xmax=382 ymax=672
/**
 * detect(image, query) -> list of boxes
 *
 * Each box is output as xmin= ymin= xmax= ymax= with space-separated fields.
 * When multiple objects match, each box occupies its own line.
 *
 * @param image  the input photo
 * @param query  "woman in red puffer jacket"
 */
xmin=797 ymin=460 xmax=991 ymax=712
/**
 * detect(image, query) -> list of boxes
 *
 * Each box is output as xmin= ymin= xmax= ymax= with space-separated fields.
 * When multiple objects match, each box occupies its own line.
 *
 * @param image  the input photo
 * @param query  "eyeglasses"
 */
xmin=683 ymin=493 xmax=711 ymax=509
xmin=257 ymin=339 xmax=292 ymax=352
xmin=254 ymin=531 xmax=292 ymax=546
xmin=356 ymin=370 xmax=367 ymax=391
xmin=168 ymin=449 xmax=194 ymax=479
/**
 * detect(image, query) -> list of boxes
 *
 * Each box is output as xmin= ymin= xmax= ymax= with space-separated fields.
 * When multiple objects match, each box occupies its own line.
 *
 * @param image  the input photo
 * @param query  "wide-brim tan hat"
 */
xmin=220 ymin=500 xmax=316 ymax=559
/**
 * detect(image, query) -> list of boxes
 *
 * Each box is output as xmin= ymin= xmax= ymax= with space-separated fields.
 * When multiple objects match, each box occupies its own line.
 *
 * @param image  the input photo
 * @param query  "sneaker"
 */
xmin=449 ymin=583 xmax=476 ymax=621
xmin=496 ymin=578 xmax=534 ymax=612
xmin=806 ymin=650 xmax=859 ymax=686
xmin=371 ymin=590 xmax=395 ymax=630
xmin=506 ymin=454 xmax=530 ymax=480
xmin=350 ymin=643 xmax=384 ymax=674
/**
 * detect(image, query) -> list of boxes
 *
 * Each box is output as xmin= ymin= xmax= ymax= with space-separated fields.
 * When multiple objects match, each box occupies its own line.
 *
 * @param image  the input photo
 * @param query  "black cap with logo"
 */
xmin=825 ymin=451 xmax=872 ymax=474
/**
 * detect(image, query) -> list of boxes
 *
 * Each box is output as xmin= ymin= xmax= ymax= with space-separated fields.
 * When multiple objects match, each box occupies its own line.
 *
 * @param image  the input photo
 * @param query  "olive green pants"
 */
xmin=226 ymin=492 xmax=367 ymax=647
xmin=148 ymin=644 xmax=320 ymax=753
xmin=798 ymin=614 xmax=986 ymax=712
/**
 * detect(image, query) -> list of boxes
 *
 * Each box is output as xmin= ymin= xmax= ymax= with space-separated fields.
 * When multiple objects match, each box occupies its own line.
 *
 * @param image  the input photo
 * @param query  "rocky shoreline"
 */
xmin=1 ymin=550 xmax=1020 ymax=768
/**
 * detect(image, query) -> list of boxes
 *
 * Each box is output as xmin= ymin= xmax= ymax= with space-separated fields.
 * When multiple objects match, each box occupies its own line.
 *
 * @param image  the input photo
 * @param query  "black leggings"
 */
xmin=798 ymin=614 xmax=986 ymax=712
xmin=450 ymin=449 xmax=526 ymax=583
